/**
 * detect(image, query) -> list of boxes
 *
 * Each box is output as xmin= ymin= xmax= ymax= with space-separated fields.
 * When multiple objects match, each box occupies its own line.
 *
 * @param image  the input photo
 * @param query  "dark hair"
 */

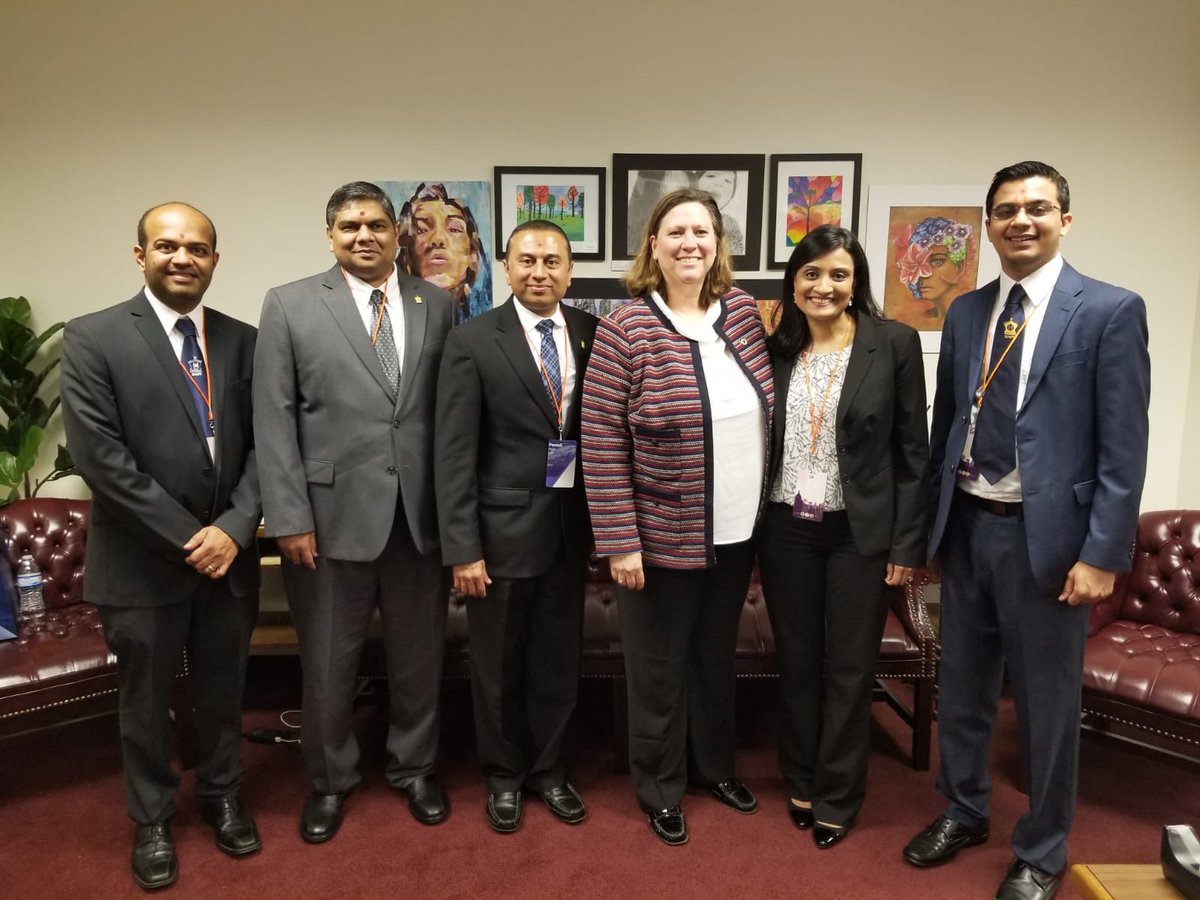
xmin=622 ymin=188 xmax=733 ymax=306
xmin=325 ymin=181 xmax=396 ymax=227
xmin=767 ymin=225 xmax=883 ymax=360
xmin=137 ymin=202 xmax=217 ymax=251
xmin=505 ymin=218 xmax=573 ymax=264
xmin=985 ymin=161 xmax=1070 ymax=215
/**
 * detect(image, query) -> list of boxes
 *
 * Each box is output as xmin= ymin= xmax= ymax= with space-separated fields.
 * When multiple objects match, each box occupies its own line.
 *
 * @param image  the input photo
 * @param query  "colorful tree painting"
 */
xmin=787 ymin=175 xmax=844 ymax=245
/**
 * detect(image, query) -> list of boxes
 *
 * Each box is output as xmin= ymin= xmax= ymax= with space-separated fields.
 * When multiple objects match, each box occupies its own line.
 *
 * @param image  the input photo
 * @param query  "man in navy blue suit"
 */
xmin=902 ymin=162 xmax=1150 ymax=900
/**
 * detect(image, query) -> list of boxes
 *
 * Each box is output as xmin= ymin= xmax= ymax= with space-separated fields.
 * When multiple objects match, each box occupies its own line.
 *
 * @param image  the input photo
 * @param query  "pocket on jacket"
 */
xmin=632 ymin=425 xmax=684 ymax=481
xmin=1048 ymin=348 xmax=1088 ymax=369
xmin=303 ymin=458 xmax=335 ymax=485
xmin=479 ymin=486 xmax=531 ymax=508
xmin=1073 ymin=479 xmax=1097 ymax=504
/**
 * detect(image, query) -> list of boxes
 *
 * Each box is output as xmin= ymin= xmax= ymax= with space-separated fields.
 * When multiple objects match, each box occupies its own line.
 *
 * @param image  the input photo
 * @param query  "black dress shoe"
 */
xmin=788 ymin=804 xmax=815 ymax=830
xmin=486 ymin=791 xmax=522 ymax=833
xmin=405 ymin=774 xmax=450 ymax=825
xmin=200 ymin=796 xmax=261 ymax=856
xmin=540 ymin=783 xmax=587 ymax=824
xmin=903 ymin=813 xmax=989 ymax=867
xmin=301 ymin=792 xmax=346 ymax=844
xmin=814 ymin=823 xmax=850 ymax=849
xmin=708 ymin=779 xmax=758 ymax=814
xmin=131 ymin=821 xmax=177 ymax=891
xmin=646 ymin=806 xmax=688 ymax=846
xmin=994 ymin=858 xmax=1062 ymax=900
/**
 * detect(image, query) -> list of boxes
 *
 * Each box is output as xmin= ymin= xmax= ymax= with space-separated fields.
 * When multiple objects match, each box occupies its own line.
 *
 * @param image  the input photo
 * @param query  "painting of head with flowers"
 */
xmin=883 ymin=206 xmax=982 ymax=329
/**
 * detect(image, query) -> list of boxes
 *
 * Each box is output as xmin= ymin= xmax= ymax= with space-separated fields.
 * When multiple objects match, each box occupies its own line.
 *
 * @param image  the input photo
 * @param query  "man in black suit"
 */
xmin=61 ymin=203 xmax=262 ymax=890
xmin=435 ymin=220 xmax=596 ymax=832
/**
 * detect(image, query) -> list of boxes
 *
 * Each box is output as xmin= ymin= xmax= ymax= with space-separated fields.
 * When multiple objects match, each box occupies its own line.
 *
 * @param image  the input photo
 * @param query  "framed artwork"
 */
xmin=864 ymin=184 xmax=997 ymax=351
xmin=493 ymin=166 xmax=606 ymax=261
xmin=735 ymin=276 xmax=785 ymax=334
xmin=612 ymin=153 xmax=765 ymax=269
xmin=378 ymin=180 xmax=494 ymax=324
xmin=563 ymin=276 xmax=632 ymax=318
xmin=766 ymin=154 xmax=862 ymax=270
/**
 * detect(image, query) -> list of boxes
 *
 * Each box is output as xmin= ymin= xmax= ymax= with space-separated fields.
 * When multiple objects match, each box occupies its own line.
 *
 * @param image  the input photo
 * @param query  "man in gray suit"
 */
xmin=62 ymin=202 xmax=261 ymax=890
xmin=254 ymin=181 xmax=454 ymax=842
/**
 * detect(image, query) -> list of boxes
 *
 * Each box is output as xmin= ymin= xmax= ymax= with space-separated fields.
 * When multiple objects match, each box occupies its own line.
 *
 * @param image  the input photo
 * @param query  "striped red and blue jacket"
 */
xmin=581 ymin=289 xmax=774 ymax=569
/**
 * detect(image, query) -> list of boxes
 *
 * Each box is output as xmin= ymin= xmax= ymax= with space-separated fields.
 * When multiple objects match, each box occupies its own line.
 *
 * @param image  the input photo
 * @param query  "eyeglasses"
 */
xmin=989 ymin=203 xmax=1060 ymax=221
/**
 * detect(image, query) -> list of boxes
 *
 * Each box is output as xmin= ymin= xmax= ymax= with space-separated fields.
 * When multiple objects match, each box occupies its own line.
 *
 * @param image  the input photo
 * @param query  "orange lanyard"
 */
xmin=975 ymin=297 xmax=1036 ymax=409
xmin=177 ymin=317 xmax=214 ymax=432
xmin=538 ymin=322 xmax=569 ymax=435
xmin=800 ymin=326 xmax=853 ymax=456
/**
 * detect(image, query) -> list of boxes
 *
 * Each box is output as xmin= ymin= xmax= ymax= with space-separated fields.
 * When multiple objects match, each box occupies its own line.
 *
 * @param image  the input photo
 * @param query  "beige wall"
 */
xmin=3 ymin=0 xmax=1198 ymax=508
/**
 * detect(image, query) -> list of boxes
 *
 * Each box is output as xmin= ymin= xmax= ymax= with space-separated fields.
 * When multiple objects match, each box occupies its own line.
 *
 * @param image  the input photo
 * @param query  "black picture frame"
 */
xmin=766 ymin=153 xmax=863 ymax=270
xmin=493 ymin=166 xmax=606 ymax=261
xmin=612 ymin=153 xmax=766 ymax=269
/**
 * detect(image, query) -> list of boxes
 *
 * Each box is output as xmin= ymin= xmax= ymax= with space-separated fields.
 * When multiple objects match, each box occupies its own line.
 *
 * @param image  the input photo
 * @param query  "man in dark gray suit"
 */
xmin=62 ymin=202 xmax=262 ymax=890
xmin=435 ymin=220 xmax=596 ymax=833
xmin=254 ymin=182 xmax=454 ymax=843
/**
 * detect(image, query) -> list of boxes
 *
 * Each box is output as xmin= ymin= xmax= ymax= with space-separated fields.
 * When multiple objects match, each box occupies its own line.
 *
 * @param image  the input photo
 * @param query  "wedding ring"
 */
xmin=207 ymin=565 xmax=215 ymax=573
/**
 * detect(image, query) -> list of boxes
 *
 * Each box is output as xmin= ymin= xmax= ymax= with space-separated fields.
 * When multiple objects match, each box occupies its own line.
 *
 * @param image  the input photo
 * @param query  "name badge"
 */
xmin=546 ymin=439 xmax=577 ymax=489
xmin=956 ymin=456 xmax=979 ymax=481
xmin=792 ymin=468 xmax=827 ymax=521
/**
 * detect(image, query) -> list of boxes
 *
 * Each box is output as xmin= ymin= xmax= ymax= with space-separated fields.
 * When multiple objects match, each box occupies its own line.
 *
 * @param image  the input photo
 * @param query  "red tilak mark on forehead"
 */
xmin=359 ymin=210 xmax=366 ymax=216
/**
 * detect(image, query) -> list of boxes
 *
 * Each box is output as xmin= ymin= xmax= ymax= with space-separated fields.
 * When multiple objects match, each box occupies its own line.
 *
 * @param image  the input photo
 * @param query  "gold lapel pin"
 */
xmin=415 ymin=295 xmax=423 ymax=304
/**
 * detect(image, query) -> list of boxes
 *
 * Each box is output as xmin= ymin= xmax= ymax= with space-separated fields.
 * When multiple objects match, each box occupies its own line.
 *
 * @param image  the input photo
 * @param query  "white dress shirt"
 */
xmin=144 ymin=286 xmax=216 ymax=459
xmin=958 ymin=254 xmax=1064 ymax=501
xmin=512 ymin=296 xmax=575 ymax=430
xmin=341 ymin=265 xmax=406 ymax=380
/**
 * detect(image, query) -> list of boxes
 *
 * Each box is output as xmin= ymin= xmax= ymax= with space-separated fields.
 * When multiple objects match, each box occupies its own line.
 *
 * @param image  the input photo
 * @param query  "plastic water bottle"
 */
xmin=15 ymin=553 xmax=45 ymax=625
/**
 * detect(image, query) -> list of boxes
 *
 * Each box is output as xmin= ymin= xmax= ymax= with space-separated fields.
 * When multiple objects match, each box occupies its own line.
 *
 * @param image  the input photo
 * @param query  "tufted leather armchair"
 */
xmin=1082 ymin=509 xmax=1200 ymax=760
xmin=0 ymin=498 xmax=194 ymax=761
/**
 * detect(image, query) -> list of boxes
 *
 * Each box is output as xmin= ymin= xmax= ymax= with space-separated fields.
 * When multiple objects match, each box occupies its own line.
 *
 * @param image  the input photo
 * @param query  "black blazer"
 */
xmin=768 ymin=313 xmax=929 ymax=566
xmin=435 ymin=298 xmax=597 ymax=579
xmin=61 ymin=293 xmax=261 ymax=606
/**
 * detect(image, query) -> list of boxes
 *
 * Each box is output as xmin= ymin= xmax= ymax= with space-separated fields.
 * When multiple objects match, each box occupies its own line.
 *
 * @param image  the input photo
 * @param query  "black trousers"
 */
xmin=284 ymin=507 xmax=449 ymax=794
xmin=936 ymin=492 xmax=1089 ymax=875
xmin=757 ymin=505 xmax=889 ymax=827
xmin=99 ymin=579 xmax=258 ymax=825
xmin=466 ymin=548 xmax=585 ymax=794
xmin=616 ymin=539 xmax=755 ymax=811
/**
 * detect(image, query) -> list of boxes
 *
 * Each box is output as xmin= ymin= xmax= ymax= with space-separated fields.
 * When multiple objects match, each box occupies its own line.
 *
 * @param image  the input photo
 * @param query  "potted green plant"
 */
xmin=0 ymin=296 xmax=78 ymax=503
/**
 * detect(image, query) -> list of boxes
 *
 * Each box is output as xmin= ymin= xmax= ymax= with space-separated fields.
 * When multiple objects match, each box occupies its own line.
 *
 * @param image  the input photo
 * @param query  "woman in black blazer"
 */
xmin=757 ymin=226 xmax=928 ymax=848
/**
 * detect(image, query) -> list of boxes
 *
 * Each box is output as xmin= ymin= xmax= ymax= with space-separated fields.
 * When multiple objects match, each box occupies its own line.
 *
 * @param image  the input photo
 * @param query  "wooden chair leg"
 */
xmin=612 ymin=676 xmax=630 ymax=775
xmin=911 ymin=677 xmax=933 ymax=771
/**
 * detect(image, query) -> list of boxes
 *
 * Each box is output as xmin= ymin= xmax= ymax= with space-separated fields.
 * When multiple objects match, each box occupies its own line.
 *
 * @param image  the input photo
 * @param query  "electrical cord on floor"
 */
xmin=243 ymin=709 xmax=302 ymax=745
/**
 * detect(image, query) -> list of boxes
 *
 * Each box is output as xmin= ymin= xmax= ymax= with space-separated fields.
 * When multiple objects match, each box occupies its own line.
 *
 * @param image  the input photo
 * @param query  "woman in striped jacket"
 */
xmin=581 ymin=189 xmax=774 ymax=846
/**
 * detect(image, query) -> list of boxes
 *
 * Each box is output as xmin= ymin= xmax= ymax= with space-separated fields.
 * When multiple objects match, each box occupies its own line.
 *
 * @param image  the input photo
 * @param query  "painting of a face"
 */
xmin=882 ymin=206 xmax=981 ymax=329
xmin=410 ymin=199 xmax=476 ymax=295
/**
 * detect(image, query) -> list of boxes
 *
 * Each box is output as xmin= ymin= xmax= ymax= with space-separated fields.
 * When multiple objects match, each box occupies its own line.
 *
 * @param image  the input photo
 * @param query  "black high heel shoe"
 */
xmin=813 ymin=822 xmax=850 ymax=849
xmin=788 ymin=804 xmax=814 ymax=830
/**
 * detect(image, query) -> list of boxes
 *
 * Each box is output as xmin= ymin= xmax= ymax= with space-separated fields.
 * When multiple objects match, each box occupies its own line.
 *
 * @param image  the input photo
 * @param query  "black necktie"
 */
xmin=175 ymin=316 xmax=213 ymax=437
xmin=973 ymin=284 xmax=1027 ymax=483
xmin=369 ymin=289 xmax=400 ymax=392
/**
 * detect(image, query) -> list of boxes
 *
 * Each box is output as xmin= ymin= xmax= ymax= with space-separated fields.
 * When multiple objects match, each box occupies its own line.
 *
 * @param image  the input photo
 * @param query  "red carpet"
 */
xmin=2 ymin=661 xmax=1196 ymax=899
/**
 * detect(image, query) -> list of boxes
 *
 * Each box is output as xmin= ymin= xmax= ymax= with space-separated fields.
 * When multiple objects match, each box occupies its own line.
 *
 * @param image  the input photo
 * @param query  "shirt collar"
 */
xmin=143 ymin=286 xmax=204 ymax=336
xmin=512 ymin=295 xmax=565 ymax=332
xmin=341 ymin=265 xmax=400 ymax=307
xmin=997 ymin=254 xmax=1063 ymax=310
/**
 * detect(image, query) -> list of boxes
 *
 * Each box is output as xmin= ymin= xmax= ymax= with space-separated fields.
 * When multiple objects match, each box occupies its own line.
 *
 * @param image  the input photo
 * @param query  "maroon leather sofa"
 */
xmin=0 ymin=499 xmax=194 ymax=760
xmin=1082 ymin=509 xmax=1200 ymax=761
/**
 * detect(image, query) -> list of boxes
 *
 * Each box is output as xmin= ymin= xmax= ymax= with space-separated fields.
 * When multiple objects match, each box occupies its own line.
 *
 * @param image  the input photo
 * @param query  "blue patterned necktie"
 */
xmin=973 ymin=284 xmax=1027 ymax=483
xmin=369 ymin=289 xmax=400 ymax=392
xmin=536 ymin=319 xmax=561 ymax=408
xmin=175 ymin=316 xmax=213 ymax=437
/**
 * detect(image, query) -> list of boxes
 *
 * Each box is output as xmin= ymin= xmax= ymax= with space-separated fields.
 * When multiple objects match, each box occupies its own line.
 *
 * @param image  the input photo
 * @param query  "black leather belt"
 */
xmin=957 ymin=489 xmax=1023 ymax=518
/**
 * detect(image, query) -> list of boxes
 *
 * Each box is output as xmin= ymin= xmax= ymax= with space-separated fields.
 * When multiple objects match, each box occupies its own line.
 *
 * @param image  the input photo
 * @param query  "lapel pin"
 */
xmin=737 ymin=337 xmax=749 ymax=347
xmin=414 ymin=295 xmax=423 ymax=304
